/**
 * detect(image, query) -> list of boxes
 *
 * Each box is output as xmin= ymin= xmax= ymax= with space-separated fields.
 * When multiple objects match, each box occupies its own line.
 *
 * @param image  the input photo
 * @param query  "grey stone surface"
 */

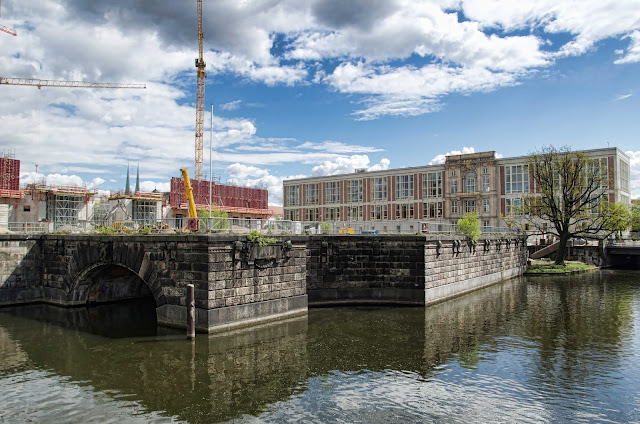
xmin=1 ymin=233 xmax=527 ymax=331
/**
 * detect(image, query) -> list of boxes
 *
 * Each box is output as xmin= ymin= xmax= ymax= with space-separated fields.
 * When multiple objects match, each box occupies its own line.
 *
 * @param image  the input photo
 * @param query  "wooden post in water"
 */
xmin=187 ymin=284 xmax=195 ymax=340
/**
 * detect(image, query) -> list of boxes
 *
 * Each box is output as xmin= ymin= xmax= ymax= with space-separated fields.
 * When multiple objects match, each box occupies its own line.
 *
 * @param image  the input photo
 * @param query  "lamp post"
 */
xmin=209 ymin=104 xmax=213 ymax=233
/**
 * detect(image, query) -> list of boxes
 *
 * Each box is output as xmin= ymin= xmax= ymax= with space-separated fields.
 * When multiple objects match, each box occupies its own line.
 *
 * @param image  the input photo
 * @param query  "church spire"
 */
xmin=135 ymin=163 xmax=140 ymax=193
xmin=125 ymin=163 xmax=131 ymax=195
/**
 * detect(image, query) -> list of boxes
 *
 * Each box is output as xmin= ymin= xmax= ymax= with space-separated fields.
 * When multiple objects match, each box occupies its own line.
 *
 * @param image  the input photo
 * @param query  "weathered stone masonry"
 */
xmin=306 ymin=235 xmax=528 ymax=305
xmin=0 ymin=234 xmax=308 ymax=332
xmin=1 ymin=233 xmax=527 ymax=331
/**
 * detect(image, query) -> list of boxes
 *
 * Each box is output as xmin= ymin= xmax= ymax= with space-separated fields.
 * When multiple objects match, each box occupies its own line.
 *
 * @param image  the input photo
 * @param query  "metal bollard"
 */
xmin=187 ymin=284 xmax=195 ymax=340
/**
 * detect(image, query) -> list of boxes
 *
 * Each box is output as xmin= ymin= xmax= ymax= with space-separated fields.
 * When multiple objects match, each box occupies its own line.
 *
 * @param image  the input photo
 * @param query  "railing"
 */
xmin=2 ymin=218 xmax=522 ymax=236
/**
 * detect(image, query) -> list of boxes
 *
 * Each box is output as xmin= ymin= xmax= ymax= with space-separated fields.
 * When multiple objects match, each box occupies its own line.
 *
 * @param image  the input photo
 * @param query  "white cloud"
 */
xmin=87 ymin=177 xmax=105 ymax=189
xmin=225 ymin=163 xmax=306 ymax=206
xmin=298 ymin=141 xmax=384 ymax=153
xmin=429 ymin=147 xmax=476 ymax=165
xmin=616 ymin=93 xmax=632 ymax=101
xmin=324 ymin=62 xmax=523 ymax=120
xmin=615 ymin=31 xmax=640 ymax=64
xmin=220 ymin=100 xmax=242 ymax=111
xmin=225 ymin=163 xmax=270 ymax=179
xmin=311 ymin=155 xmax=391 ymax=176
xmin=206 ymin=51 xmax=307 ymax=86
xmin=139 ymin=181 xmax=170 ymax=193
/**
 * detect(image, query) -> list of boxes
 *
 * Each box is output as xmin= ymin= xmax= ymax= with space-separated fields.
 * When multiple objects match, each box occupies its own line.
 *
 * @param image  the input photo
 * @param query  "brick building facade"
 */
xmin=283 ymin=148 xmax=632 ymax=228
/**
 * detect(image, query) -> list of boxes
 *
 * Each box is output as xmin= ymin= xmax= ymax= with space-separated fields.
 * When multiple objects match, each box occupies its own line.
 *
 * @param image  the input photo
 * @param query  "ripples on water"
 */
xmin=0 ymin=270 xmax=639 ymax=423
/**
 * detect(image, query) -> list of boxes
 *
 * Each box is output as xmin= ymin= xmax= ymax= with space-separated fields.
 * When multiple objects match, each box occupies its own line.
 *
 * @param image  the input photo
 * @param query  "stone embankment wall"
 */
xmin=424 ymin=236 xmax=527 ymax=304
xmin=0 ymin=235 xmax=307 ymax=332
xmin=307 ymin=235 xmax=527 ymax=306
xmin=1 ymin=233 xmax=527 ymax=331
xmin=0 ymin=237 xmax=41 ymax=305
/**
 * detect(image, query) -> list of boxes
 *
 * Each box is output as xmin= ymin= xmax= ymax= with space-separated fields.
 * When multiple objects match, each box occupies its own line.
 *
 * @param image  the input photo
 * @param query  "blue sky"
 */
xmin=1 ymin=0 xmax=639 ymax=205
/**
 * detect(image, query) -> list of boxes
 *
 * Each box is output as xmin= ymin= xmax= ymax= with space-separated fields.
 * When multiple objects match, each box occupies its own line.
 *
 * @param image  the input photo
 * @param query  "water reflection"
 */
xmin=0 ymin=270 xmax=638 ymax=423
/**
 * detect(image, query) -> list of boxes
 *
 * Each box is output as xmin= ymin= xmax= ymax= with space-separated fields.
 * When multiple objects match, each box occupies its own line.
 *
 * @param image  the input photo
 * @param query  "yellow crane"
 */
xmin=0 ymin=77 xmax=146 ymax=89
xmin=180 ymin=167 xmax=199 ymax=231
xmin=194 ymin=0 xmax=206 ymax=181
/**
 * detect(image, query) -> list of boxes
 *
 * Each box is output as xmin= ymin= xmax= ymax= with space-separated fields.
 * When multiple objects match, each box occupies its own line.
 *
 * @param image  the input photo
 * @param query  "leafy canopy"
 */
xmin=458 ymin=211 xmax=480 ymax=242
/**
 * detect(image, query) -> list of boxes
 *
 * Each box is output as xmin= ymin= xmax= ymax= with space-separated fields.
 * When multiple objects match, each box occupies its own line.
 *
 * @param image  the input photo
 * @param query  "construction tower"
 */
xmin=194 ymin=0 xmax=206 ymax=180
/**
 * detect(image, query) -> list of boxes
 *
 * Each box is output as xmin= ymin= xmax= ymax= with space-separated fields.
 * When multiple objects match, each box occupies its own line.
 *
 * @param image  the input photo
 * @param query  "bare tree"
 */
xmin=523 ymin=146 xmax=623 ymax=265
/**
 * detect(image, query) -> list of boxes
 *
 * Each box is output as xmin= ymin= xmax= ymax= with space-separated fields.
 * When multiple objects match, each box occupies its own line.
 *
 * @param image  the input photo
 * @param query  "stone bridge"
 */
xmin=0 ymin=234 xmax=528 ymax=332
xmin=529 ymin=241 xmax=640 ymax=269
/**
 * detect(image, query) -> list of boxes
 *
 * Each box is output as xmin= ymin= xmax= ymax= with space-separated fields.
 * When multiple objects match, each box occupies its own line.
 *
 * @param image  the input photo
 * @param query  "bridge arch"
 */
xmin=70 ymin=261 xmax=159 ymax=306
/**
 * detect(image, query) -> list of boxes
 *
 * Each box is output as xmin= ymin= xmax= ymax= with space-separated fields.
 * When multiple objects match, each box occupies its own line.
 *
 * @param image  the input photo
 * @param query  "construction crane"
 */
xmin=0 ymin=0 xmax=16 ymax=36
xmin=180 ymin=167 xmax=200 ymax=231
xmin=194 ymin=0 xmax=206 ymax=181
xmin=0 ymin=23 xmax=16 ymax=36
xmin=0 ymin=77 xmax=146 ymax=89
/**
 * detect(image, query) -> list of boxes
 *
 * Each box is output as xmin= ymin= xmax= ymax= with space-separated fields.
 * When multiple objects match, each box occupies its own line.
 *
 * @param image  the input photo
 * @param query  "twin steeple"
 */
xmin=124 ymin=163 xmax=140 ymax=195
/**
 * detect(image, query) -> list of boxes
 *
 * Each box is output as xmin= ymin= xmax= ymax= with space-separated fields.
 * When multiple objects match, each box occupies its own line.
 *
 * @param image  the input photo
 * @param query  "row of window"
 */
xmin=286 ymin=171 xmax=495 ymax=206
xmin=285 ymin=159 xmax=622 ymax=208
xmin=284 ymin=199 xmax=500 ymax=221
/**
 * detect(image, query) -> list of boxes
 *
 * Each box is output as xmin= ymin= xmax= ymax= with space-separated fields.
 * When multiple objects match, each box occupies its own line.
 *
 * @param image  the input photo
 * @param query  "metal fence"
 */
xmin=3 ymin=218 xmax=521 ymax=236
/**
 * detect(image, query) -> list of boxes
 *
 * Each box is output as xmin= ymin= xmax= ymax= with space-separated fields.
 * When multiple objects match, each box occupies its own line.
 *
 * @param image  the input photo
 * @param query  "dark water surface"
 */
xmin=1 ymin=270 xmax=639 ymax=423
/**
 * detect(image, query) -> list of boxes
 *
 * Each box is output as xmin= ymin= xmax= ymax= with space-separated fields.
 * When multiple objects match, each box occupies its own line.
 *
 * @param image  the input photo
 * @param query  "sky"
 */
xmin=0 ymin=0 xmax=639 ymax=206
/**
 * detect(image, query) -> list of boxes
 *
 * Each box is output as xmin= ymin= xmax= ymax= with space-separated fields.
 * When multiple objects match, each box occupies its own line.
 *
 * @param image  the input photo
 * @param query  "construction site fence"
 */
xmin=3 ymin=218 xmax=521 ymax=236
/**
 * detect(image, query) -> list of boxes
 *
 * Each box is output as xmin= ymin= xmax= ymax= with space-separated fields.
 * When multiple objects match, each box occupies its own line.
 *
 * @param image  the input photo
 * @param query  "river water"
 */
xmin=1 ymin=270 xmax=639 ymax=423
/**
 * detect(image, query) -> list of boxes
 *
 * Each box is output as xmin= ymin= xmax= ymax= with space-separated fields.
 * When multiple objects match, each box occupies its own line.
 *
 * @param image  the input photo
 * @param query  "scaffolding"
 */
xmin=0 ymin=150 xmax=20 ymax=191
xmin=47 ymin=193 xmax=84 ymax=228
xmin=132 ymin=200 xmax=157 ymax=225
xmin=91 ymin=197 xmax=111 ymax=222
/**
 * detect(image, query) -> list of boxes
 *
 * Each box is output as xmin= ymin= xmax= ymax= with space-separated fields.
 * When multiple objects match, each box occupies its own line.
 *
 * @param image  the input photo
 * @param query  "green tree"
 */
xmin=523 ymin=145 xmax=623 ymax=265
xmin=601 ymin=202 xmax=631 ymax=239
xmin=457 ymin=211 xmax=480 ymax=242
xmin=631 ymin=203 xmax=640 ymax=233
xmin=198 ymin=208 xmax=229 ymax=231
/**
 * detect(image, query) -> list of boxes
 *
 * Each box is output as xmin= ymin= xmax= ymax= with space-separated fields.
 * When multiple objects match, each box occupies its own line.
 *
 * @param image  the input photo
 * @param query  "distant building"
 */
xmin=282 ymin=147 xmax=632 ymax=229
xmin=169 ymin=177 xmax=273 ymax=219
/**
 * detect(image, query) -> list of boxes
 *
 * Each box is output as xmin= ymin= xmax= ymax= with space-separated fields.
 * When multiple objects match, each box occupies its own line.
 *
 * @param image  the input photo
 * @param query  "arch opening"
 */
xmin=72 ymin=264 xmax=158 ymax=337
xmin=75 ymin=264 xmax=154 ymax=305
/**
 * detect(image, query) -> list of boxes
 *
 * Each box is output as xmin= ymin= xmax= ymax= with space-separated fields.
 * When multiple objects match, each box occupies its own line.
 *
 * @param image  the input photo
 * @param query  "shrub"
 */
xmin=247 ymin=230 xmax=277 ymax=246
xmin=458 ymin=211 xmax=480 ymax=242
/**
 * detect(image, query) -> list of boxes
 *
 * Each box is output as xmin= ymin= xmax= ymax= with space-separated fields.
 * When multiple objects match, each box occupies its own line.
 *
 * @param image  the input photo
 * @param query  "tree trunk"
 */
xmin=555 ymin=233 xmax=569 ymax=266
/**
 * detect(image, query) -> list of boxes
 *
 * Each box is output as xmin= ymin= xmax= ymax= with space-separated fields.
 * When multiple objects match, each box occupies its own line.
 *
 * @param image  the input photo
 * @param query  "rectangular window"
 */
xmin=505 ymin=165 xmax=529 ymax=194
xmin=423 ymin=172 xmax=442 ymax=198
xmin=451 ymin=200 xmax=458 ymax=214
xmin=620 ymin=159 xmax=630 ymax=192
xmin=347 ymin=205 xmax=363 ymax=221
xmin=325 ymin=181 xmax=340 ymax=204
xmin=396 ymin=175 xmax=414 ymax=200
xmin=483 ymin=220 xmax=490 ymax=229
xmin=285 ymin=185 xmax=300 ymax=207
xmin=482 ymin=176 xmax=490 ymax=192
xmin=464 ymin=200 xmax=476 ymax=213
xmin=423 ymin=201 xmax=443 ymax=219
xmin=347 ymin=179 xmax=363 ymax=203
xmin=482 ymin=167 xmax=488 ymax=174
xmin=371 ymin=204 xmax=388 ymax=220
xmin=451 ymin=179 xmax=458 ymax=194
xmin=371 ymin=177 xmax=387 ymax=201
xmin=505 ymin=198 xmax=522 ymax=215
xmin=395 ymin=203 xmax=414 ymax=219
xmin=451 ymin=170 xmax=456 ymax=177
xmin=285 ymin=209 xmax=299 ymax=221
xmin=325 ymin=207 xmax=340 ymax=221
xmin=305 ymin=183 xmax=319 ymax=205
xmin=465 ymin=173 xmax=476 ymax=193
xmin=483 ymin=198 xmax=490 ymax=212
xmin=305 ymin=207 xmax=319 ymax=221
